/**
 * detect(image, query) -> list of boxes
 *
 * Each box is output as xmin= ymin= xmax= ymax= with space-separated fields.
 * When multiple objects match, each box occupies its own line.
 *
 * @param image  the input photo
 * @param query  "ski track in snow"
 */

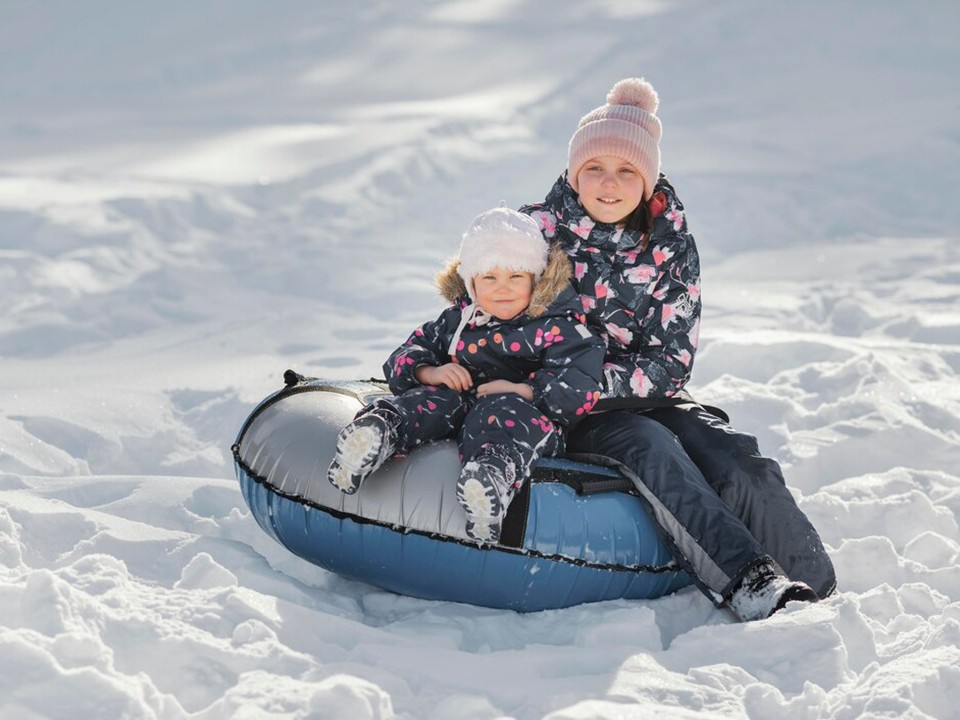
xmin=2 ymin=1 xmax=960 ymax=718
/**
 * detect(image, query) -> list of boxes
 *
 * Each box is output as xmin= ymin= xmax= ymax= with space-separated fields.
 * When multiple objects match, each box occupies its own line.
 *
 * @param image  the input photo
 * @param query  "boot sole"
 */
xmin=328 ymin=424 xmax=385 ymax=494
xmin=457 ymin=475 xmax=504 ymax=521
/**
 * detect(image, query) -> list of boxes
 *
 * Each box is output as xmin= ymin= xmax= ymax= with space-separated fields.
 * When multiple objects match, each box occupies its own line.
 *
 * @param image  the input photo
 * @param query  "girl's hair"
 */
xmin=623 ymin=197 xmax=650 ymax=241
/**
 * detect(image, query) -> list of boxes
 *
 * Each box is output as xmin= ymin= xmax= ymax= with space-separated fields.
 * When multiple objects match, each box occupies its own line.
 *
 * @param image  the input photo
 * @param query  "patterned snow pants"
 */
xmin=356 ymin=385 xmax=563 ymax=488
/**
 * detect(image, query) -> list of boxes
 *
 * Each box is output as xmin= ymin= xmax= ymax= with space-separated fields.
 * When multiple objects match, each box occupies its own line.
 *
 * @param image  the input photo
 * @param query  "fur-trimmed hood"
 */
xmin=434 ymin=245 xmax=574 ymax=318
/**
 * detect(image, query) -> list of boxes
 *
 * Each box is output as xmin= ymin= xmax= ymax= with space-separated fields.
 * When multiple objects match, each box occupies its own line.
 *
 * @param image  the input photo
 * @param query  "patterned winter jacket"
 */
xmin=385 ymin=248 xmax=605 ymax=428
xmin=520 ymin=173 xmax=701 ymax=399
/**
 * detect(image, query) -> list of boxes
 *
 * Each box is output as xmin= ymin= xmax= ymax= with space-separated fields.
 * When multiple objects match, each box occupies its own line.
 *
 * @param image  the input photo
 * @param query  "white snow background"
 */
xmin=2 ymin=1 xmax=960 ymax=718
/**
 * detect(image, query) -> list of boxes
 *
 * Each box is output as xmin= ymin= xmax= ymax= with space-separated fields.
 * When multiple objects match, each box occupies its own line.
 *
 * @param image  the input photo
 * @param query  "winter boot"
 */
xmin=456 ymin=451 xmax=517 ymax=544
xmin=728 ymin=561 xmax=819 ymax=622
xmin=327 ymin=411 xmax=398 ymax=494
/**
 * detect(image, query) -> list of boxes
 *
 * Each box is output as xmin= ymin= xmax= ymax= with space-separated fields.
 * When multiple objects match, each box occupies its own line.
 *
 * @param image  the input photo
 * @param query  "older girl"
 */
xmin=520 ymin=78 xmax=835 ymax=621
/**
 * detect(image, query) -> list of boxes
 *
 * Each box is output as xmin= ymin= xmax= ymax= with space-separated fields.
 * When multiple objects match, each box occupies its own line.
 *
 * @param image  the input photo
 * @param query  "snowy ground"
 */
xmin=2 ymin=1 xmax=960 ymax=718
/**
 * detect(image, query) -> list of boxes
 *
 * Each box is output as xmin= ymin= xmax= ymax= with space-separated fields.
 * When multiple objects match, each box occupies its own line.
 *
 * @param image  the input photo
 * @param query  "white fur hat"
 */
xmin=457 ymin=205 xmax=549 ymax=299
xmin=567 ymin=77 xmax=662 ymax=201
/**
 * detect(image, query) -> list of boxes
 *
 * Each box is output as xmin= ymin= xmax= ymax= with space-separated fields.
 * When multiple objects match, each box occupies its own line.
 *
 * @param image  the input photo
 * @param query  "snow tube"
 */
xmin=232 ymin=374 xmax=691 ymax=612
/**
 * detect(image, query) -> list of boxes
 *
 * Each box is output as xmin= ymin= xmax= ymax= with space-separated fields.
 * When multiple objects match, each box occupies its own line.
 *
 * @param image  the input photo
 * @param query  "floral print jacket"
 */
xmin=521 ymin=173 xmax=701 ymax=399
xmin=385 ymin=249 xmax=605 ymax=427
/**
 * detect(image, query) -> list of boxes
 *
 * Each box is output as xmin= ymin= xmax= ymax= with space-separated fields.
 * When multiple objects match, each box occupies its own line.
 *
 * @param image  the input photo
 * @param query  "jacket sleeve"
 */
xmin=602 ymin=195 xmax=701 ymax=399
xmin=383 ymin=306 xmax=459 ymax=395
xmin=527 ymin=316 xmax=605 ymax=427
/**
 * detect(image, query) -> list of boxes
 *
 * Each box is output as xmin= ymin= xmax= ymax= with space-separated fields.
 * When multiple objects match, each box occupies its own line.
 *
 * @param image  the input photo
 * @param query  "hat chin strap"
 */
xmin=447 ymin=302 xmax=492 ymax=359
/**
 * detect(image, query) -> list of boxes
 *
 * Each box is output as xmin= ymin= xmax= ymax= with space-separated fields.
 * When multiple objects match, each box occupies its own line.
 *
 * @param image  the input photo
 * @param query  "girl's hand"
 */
xmin=476 ymin=380 xmax=534 ymax=402
xmin=415 ymin=363 xmax=473 ymax=392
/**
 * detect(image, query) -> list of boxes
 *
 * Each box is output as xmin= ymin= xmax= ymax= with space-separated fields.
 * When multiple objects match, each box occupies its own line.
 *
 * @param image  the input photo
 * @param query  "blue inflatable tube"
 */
xmin=232 ymin=376 xmax=690 ymax=612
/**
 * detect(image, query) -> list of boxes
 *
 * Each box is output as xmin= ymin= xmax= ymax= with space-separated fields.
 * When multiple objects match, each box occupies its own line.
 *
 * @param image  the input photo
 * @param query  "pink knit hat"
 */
xmin=567 ymin=77 xmax=662 ymax=201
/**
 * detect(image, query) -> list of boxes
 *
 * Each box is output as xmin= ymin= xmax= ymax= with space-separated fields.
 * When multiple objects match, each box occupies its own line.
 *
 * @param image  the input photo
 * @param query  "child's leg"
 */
xmin=328 ymin=387 xmax=468 ymax=494
xmin=455 ymin=394 xmax=562 ymax=542
xmin=387 ymin=385 xmax=472 ymax=450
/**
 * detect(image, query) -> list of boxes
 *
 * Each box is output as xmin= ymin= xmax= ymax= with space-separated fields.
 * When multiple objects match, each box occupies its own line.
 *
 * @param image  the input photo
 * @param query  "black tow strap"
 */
xmin=281 ymin=369 xmax=729 ymax=423
xmin=592 ymin=395 xmax=730 ymax=423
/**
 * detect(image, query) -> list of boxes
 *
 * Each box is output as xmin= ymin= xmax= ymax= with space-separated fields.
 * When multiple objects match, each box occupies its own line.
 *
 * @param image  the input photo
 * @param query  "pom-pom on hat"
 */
xmin=457 ymin=204 xmax=549 ymax=300
xmin=567 ymin=77 xmax=663 ymax=200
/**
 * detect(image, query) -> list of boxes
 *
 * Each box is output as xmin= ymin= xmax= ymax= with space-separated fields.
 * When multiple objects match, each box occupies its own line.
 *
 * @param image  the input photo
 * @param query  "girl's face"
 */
xmin=473 ymin=268 xmax=535 ymax=320
xmin=575 ymin=155 xmax=645 ymax=225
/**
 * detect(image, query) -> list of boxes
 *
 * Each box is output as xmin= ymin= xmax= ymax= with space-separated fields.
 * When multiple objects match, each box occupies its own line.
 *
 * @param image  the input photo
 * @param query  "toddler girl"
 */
xmin=327 ymin=206 xmax=604 ymax=543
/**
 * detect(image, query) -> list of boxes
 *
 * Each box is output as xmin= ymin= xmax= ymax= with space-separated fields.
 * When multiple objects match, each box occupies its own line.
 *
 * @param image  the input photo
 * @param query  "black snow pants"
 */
xmin=567 ymin=406 xmax=836 ymax=603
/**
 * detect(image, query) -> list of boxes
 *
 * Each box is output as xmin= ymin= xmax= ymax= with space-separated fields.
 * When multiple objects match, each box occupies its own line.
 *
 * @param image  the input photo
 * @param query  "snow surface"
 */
xmin=2 ymin=1 xmax=960 ymax=718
